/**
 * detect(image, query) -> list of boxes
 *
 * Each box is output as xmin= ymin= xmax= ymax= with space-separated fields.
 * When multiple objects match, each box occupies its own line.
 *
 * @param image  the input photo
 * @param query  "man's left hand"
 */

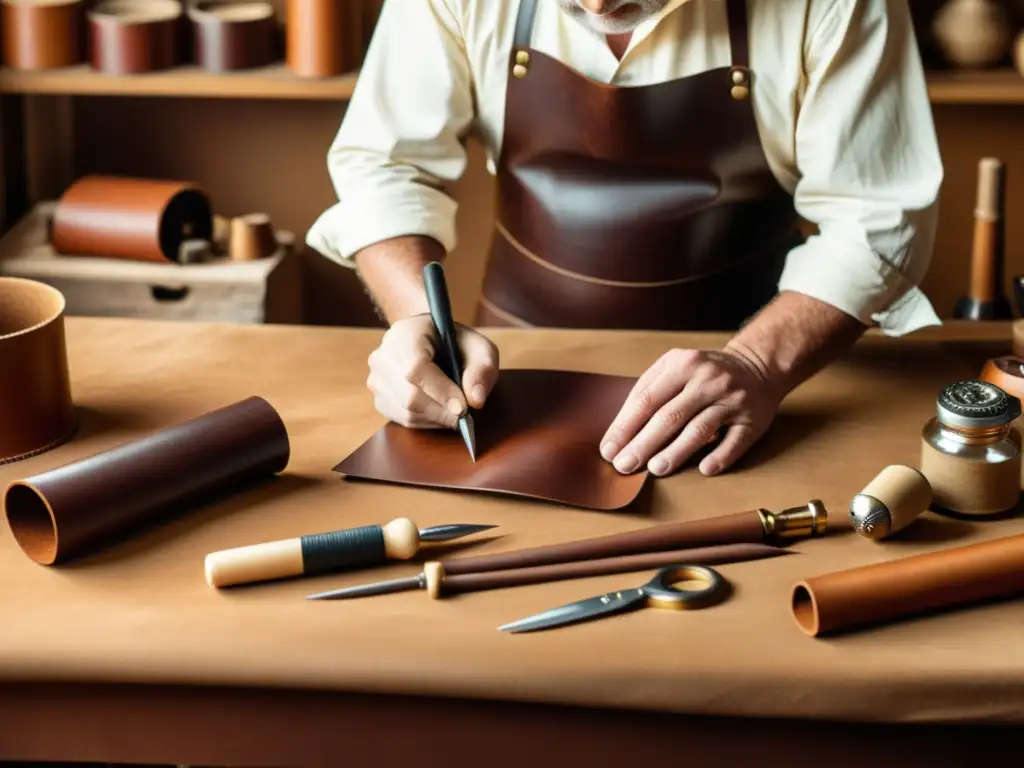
xmin=599 ymin=347 xmax=784 ymax=478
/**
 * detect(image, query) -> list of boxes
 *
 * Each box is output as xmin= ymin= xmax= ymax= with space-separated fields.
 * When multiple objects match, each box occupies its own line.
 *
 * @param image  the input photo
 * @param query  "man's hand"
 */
xmin=600 ymin=291 xmax=868 ymax=477
xmin=599 ymin=347 xmax=782 ymax=478
xmin=366 ymin=314 xmax=499 ymax=428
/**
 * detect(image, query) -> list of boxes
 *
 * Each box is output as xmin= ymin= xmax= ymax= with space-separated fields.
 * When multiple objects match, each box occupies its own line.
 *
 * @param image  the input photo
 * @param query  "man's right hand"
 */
xmin=366 ymin=314 xmax=499 ymax=429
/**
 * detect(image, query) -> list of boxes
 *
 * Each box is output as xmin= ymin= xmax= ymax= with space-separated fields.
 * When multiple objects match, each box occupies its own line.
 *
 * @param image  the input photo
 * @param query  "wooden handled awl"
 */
xmin=306 ymin=542 xmax=791 ymax=600
xmin=205 ymin=519 xmax=496 ymax=588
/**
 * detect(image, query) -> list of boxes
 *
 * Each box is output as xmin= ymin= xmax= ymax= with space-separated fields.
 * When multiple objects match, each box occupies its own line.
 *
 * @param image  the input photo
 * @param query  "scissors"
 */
xmin=498 ymin=564 xmax=730 ymax=633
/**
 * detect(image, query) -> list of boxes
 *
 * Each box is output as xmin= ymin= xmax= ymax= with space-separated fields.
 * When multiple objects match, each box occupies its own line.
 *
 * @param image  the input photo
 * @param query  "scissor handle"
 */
xmin=642 ymin=565 xmax=729 ymax=610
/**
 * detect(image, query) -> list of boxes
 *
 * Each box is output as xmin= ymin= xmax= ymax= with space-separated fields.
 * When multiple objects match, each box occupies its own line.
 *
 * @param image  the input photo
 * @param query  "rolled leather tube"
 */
xmin=286 ymin=0 xmax=345 ymax=77
xmin=189 ymin=1 xmax=275 ymax=72
xmin=979 ymin=356 xmax=1024 ymax=407
xmin=51 ymin=175 xmax=213 ymax=263
xmin=791 ymin=533 xmax=1024 ymax=637
xmin=87 ymin=0 xmax=180 ymax=75
xmin=1 ymin=0 xmax=85 ymax=69
xmin=3 ymin=396 xmax=291 ymax=565
xmin=0 ymin=278 xmax=76 ymax=466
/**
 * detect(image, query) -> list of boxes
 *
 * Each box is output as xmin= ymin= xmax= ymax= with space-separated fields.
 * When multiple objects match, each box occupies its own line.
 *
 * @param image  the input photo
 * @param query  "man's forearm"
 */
xmin=353 ymin=236 xmax=446 ymax=324
xmin=724 ymin=290 xmax=868 ymax=396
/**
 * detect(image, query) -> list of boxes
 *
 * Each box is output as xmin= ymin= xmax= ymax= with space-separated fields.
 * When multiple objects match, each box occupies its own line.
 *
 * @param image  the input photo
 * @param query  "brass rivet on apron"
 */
xmin=516 ymin=50 xmax=530 ymax=65
xmin=730 ymin=67 xmax=750 ymax=100
xmin=513 ymin=63 xmax=528 ymax=78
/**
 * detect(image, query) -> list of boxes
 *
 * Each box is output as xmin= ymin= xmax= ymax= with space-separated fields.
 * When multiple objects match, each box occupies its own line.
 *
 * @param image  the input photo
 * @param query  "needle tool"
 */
xmin=305 ymin=542 xmax=787 ymax=600
xmin=205 ymin=518 xmax=496 ymax=588
xmin=423 ymin=260 xmax=476 ymax=461
xmin=498 ymin=564 xmax=730 ymax=633
xmin=304 ymin=501 xmax=823 ymax=601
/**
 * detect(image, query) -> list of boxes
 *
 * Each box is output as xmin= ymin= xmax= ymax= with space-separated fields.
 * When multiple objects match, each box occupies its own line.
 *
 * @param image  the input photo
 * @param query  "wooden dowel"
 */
xmin=427 ymin=542 xmax=790 ymax=598
xmin=440 ymin=502 xmax=827 ymax=577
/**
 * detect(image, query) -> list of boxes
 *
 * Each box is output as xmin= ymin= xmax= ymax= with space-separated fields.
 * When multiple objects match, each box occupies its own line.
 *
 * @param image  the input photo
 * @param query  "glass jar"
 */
xmin=920 ymin=380 xmax=1022 ymax=516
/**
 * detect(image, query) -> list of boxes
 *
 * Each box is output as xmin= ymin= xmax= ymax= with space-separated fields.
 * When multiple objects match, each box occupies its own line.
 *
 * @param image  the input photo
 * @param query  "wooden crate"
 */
xmin=0 ymin=202 xmax=303 ymax=324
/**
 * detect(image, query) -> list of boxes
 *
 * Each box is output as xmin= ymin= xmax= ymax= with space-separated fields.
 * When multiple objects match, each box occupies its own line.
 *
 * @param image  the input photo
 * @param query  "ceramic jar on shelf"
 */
xmin=933 ymin=0 xmax=1015 ymax=68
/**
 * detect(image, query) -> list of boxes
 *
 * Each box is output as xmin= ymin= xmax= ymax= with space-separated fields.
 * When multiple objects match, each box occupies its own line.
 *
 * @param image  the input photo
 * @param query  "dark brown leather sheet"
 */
xmin=0 ymin=319 xmax=1023 ymax=727
xmin=333 ymin=369 xmax=649 ymax=510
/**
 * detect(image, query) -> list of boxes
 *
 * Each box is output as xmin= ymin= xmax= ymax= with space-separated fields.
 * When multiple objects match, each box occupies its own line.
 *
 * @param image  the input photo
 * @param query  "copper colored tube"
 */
xmin=791 ymin=533 xmax=1024 ymax=637
xmin=433 ymin=542 xmax=789 ymax=597
xmin=3 ymin=396 xmax=290 ymax=565
xmin=0 ymin=278 xmax=76 ymax=466
xmin=1 ymin=0 xmax=85 ymax=70
xmin=442 ymin=501 xmax=827 ymax=576
xmin=51 ymin=175 xmax=213 ymax=263
xmin=286 ymin=0 xmax=345 ymax=77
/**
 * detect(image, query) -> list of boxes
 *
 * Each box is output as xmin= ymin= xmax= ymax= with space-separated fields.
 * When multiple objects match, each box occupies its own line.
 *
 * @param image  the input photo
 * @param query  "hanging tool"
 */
xmin=306 ymin=501 xmax=824 ymax=600
xmin=306 ymin=541 xmax=788 ymax=600
xmin=424 ymin=260 xmax=476 ymax=461
xmin=205 ymin=518 xmax=496 ymax=588
xmin=498 ymin=564 xmax=730 ymax=633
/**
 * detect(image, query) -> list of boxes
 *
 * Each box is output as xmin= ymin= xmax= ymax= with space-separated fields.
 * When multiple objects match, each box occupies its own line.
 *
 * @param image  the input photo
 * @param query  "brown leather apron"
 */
xmin=475 ymin=0 xmax=801 ymax=331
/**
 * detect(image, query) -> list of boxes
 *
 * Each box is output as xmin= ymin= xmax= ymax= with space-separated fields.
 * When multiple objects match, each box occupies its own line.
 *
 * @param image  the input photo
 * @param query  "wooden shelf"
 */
xmin=926 ymin=68 xmax=1024 ymax=104
xmin=2 ymin=62 xmax=1024 ymax=105
xmin=0 ymin=63 xmax=359 ymax=100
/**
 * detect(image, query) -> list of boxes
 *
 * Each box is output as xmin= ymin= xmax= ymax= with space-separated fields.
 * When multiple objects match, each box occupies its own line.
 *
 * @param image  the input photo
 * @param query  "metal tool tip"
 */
xmin=418 ymin=522 xmax=499 ymax=542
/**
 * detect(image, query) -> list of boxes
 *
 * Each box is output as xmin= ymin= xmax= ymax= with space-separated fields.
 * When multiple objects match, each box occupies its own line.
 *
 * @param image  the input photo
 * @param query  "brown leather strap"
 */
xmin=725 ymin=0 xmax=750 ymax=68
xmin=513 ymin=0 xmax=539 ymax=49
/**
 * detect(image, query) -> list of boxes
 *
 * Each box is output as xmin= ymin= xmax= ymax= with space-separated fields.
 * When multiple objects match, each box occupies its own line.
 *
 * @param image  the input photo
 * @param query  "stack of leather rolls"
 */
xmin=0 ymin=0 xmax=375 ymax=76
xmin=50 ymin=174 xmax=281 ymax=264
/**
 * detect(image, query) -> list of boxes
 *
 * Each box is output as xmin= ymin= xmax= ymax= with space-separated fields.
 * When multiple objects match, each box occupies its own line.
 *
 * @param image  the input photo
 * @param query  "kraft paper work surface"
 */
xmin=334 ymin=369 xmax=648 ymax=510
xmin=1 ymin=319 xmax=1024 ymax=726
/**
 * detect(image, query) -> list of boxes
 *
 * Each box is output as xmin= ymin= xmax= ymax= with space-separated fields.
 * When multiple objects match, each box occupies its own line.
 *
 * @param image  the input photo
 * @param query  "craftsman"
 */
xmin=307 ymin=0 xmax=944 ymax=478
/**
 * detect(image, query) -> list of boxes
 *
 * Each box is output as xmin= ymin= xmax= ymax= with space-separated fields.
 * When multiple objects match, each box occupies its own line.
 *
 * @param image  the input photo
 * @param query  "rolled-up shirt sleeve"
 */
xmin=777 ymin=0 xmax=944 ymax=335
xmin=306 ymin=0 xmax=474 ymax=267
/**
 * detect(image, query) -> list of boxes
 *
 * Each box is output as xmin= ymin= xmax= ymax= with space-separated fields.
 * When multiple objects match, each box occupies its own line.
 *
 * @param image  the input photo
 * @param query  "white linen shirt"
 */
xmin=306 ymin=0 xmax=945 ymax=335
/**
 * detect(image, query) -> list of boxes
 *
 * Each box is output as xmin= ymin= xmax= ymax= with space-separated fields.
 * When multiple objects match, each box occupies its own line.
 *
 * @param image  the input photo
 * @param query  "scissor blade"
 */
xmin=499 ymin=588 xmax=647 ymax=633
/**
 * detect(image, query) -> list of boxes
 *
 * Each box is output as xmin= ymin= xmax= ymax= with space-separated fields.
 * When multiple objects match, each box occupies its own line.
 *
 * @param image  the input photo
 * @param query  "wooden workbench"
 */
xmin=0 ymin=317 xmax=1021 ymax=766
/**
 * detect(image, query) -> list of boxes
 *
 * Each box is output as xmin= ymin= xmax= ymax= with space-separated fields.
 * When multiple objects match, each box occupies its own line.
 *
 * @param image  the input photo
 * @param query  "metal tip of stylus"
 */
xmin=418 ymin=523 xmax=498 ymax=542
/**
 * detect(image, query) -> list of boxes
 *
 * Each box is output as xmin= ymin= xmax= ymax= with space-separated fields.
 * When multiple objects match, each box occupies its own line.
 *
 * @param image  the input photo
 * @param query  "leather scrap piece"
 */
xmin=334 ymin=369 xmax=649 ymax=510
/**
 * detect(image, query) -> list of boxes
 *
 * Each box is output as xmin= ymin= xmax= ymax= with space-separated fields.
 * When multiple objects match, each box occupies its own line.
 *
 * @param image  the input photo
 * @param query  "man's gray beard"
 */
xmin=554 ymin=0 xmax=670 ymax=34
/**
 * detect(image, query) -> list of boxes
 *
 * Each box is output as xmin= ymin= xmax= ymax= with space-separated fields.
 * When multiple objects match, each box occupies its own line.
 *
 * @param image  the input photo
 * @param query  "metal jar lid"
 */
xmin=936 ymin=380 xmax=1021 ymax=429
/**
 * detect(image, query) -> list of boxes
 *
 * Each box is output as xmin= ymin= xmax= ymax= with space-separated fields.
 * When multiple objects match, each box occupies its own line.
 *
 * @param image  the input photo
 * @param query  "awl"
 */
xmin=306 ymin=543 xmax=791 ymax=600
xmin=205 ymin=518 xmax=496 ymax=588
xmin=424 ymin=261 xmax=477 ymax=461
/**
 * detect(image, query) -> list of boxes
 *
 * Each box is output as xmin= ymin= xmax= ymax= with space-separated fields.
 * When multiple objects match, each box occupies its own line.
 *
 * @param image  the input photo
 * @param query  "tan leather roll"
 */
xmin=51 ymin=175 xmax=214 ymax=264
xmin=980 ymin=356 xmax=1024 ymax=405
xmin=285 ymin=0 xmax=345 ymax=77
xmin=792 ymin=533 xmax=1024 ymax=637
xmin=189 ymin=1 xmax=275 ymax=72
xmin=87 ymin=0 xmax=180 ymax=75
xmin=1 ymin=0 xmax=85 ymax=70
xmin=0 ymin=278 xmax=76 ymax=466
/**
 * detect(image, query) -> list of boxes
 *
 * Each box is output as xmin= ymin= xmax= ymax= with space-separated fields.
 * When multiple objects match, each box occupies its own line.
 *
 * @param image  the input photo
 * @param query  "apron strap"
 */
xmin=725 ymin=0 xmax=750 ymax=68
xmin=514 ymin=0 xmax=540 ymax=49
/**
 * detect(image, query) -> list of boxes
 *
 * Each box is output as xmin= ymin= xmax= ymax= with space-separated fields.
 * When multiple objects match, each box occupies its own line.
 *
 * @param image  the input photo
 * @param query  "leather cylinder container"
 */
xmin=51 ymin=175 xmax=214 ymax=263
xmin=87 ymin=0 xmax=180 ymax=75
xmin=0 ymin=278 xmax=76 ymax=466
xmin=189 ymin=1 xmax=275 ymax=72
xmin=1 ymin=0 xmax=85 ymax=70
xmin=3 ymin=396 xmax=291 ymax=565
xmin=286 ymin=0 xmax=345 ymax=77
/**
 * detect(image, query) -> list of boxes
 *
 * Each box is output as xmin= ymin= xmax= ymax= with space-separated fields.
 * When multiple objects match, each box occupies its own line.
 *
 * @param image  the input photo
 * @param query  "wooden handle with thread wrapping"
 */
xmin=205 ymin=517 xmax=420 ymax=588
xmin=440 ymin=502 xmax=826 ymax=576
xmin=423 ymin=542 xmax=789 ymax=598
